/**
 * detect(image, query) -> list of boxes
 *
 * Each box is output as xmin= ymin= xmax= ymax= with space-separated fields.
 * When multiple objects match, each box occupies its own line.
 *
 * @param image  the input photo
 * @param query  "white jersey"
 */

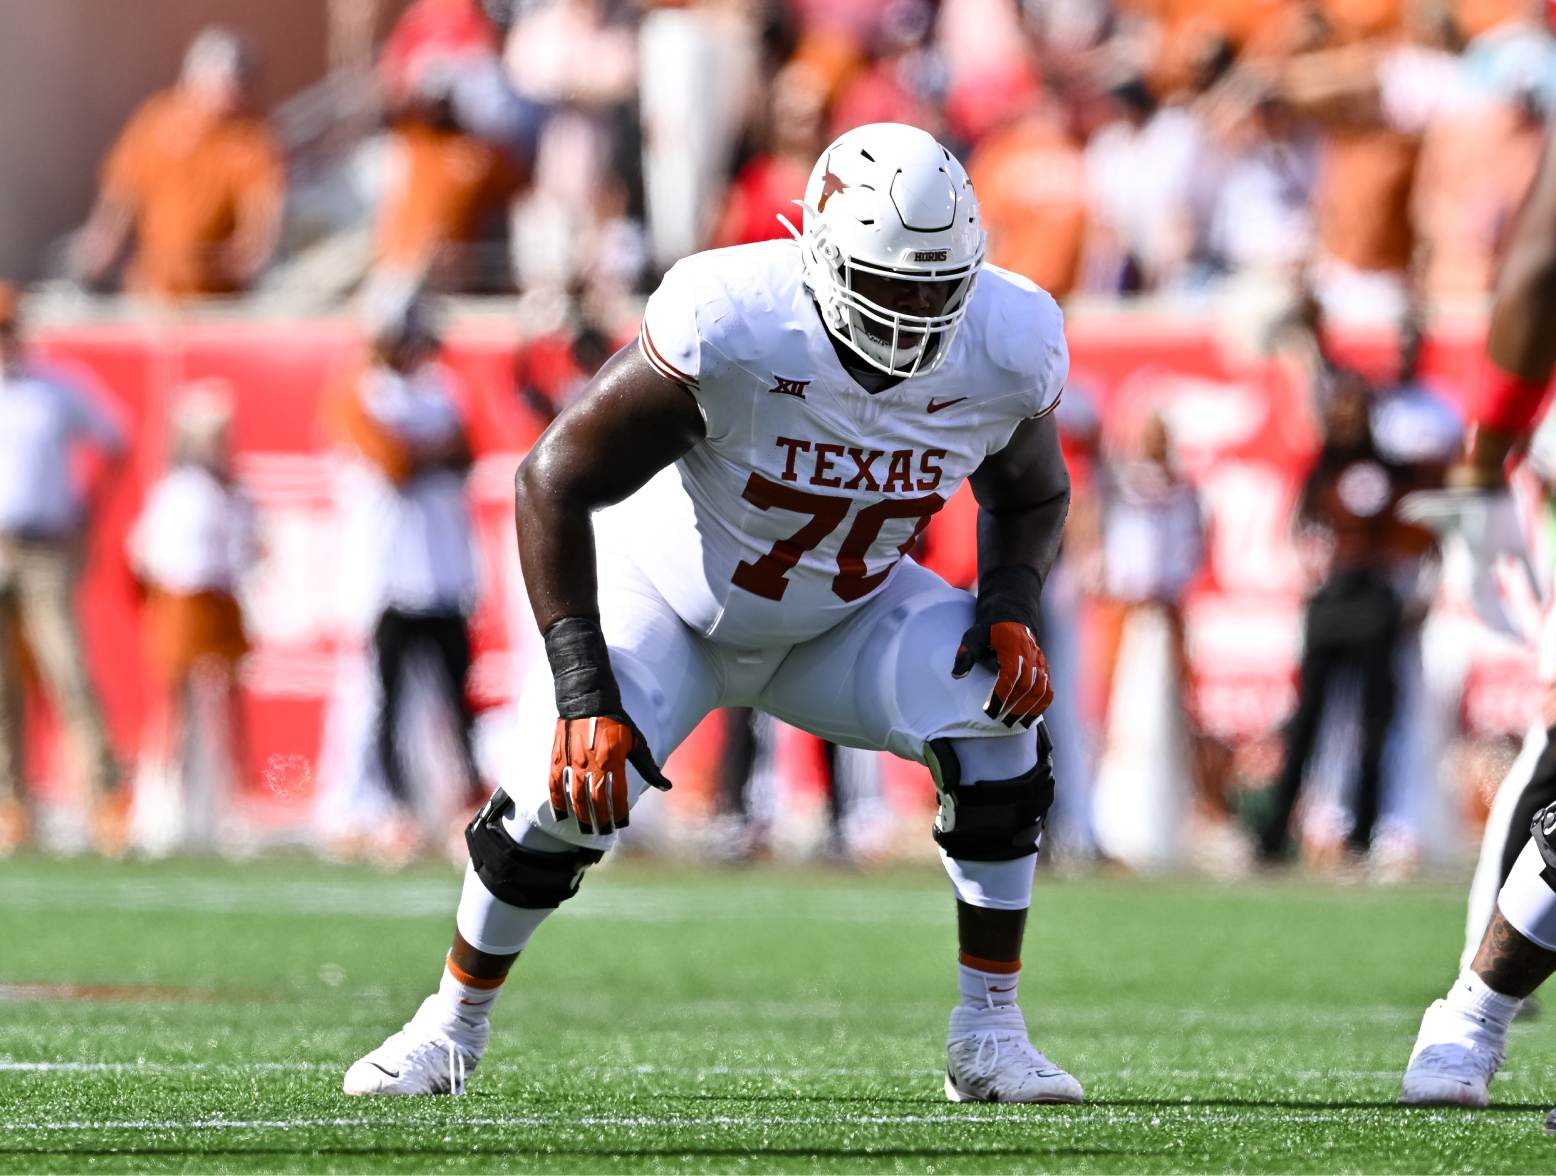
xmin=129 ymin=465 xmax=256 ymax=594
xmin=602 ymin=239 xmax=1067 ymax=648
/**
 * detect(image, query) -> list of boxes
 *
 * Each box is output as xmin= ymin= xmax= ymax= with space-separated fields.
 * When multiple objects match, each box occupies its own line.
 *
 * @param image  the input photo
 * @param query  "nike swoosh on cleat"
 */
xmin=927 ymin=397 xmax=967 ymax=413
xmin=368 ymin=1062 xmax=401 ymax=1079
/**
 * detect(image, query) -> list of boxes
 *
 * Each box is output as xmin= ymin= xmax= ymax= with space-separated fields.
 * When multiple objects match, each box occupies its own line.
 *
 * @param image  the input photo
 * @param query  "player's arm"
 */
xmin=514 ymin=342 xmax=706 ymax=832
xmin=953 ymin=411 xmax=1071 ymax=727
xmin=1457 ymin=130 xmax=1556 ymax=487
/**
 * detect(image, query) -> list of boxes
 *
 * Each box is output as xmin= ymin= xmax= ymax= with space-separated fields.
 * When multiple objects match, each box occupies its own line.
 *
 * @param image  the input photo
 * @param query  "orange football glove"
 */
xmin=951 ymin=620 xmax=1054 ymax=729
xmin=548 ymin=714 xmax=669 ymax=835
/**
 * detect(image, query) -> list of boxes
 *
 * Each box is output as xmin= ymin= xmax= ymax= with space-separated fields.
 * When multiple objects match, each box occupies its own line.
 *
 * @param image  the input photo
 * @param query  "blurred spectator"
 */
xmin=1084 ymin=78 xmax=1210 ymax=292
xmin=374 ymin=37 xmax=526 ymax=292
xmin=1411 ymin=1 xmax=1553 ymax=299
xmin=127 ymin=383 xmax=256 ymax=856
xmin=1201 ymin=95 xmax=1321 ymax=284
xmin=1367 ymin=316 xmax=1460 ymax=867
xmin=1091 ymin=411 xmax=1208 ymax=808
xmin=712 ymin=707 xmax=774 ymax=860
xmin=327 ymin=287 xmax=483 ymax=852
xmin=969 ymin=95 xmax=1091 ymax=298
xmin=1274 ymin=5 xmax=1441 ymax=324
xmin=0 ymin=282 xmax=125 ymax=854
xmin=712 ymin=63 xmax=828 ymax=249
xmin=640 ymin=1 xmax=761 ymax=273
xmin=1275 ymin=299 xmax=1460 ymax=870
xmin=383 ymin=0 xmax=538 ymax=148
xmin=514 ymin=311 xmax=619 ymax=422
xmin=380 ymin=0 xmax=501 ymax=100
xmin=712 ymin=710 xmax=864 ymax=863
xmin=1457 ymin=0 xmax=1556 ymax=105
xmin=828 ymin=1 xmax=948 ymax=142
xmin=1037 ymin=387 xmax=1104 ymax=860
xmin=1371 ymin=313 xmax=1464 ymax=477
xmin=937 ymin=0 xmax=1039 ymax=144
xmin=506 ymin=0 xmax=643 ymax=297
xmin=1258 ymin=372 xmax=1434 ymax=863
xmin=1415 ymin=83 xmax=1544 ymax=299
xmin=73 ymin=28 xmax=283 ymax=300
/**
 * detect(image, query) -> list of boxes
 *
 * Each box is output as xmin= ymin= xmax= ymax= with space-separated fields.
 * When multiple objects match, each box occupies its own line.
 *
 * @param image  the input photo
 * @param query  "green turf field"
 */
xmin=2 ymin=855 xmax=1554 ymax=1174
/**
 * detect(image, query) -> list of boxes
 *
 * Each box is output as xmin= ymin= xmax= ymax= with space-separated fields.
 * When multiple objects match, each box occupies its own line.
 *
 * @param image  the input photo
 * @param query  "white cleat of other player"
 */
xmin=1399 ymin=998 xmax=1508 ymax=1108
xmin=945 ymin=1005 xmax=1084 ymax=1104
xmin=343 ymin=996 xmax=484 ymax=1096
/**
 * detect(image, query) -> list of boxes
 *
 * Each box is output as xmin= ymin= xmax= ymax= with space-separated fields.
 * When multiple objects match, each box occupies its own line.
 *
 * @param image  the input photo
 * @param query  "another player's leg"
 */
xmin=1402 ymin=808 xmax=1556 ymax=1106
xmin=931 ymin=730 xmax=1083 ymax=1104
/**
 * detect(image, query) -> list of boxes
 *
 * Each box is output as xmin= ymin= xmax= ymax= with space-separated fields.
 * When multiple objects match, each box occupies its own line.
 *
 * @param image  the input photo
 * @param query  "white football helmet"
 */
xmin=783 ymin=123 xmax=986 ymax=379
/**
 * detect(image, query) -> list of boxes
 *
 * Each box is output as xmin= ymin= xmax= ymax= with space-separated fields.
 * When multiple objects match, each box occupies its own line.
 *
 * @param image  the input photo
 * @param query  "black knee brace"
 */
xmin=925 ymin=725 xmax=1055 ymax=862
xmin=1532 ymin=801 xmax=1556 ymax=889
xmin=465 ymin=789 xmax=604 ymax=909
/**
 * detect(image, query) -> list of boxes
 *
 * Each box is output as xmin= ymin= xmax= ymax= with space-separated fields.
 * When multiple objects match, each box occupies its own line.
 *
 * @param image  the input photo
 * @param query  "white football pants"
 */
xmin=495 ymin=555 xmax=1045 ymax=910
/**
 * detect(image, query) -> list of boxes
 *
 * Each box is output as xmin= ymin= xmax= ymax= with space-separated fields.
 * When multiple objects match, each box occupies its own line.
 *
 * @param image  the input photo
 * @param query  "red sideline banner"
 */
xmin=21 ymin=311 xmax=1538 ymax=825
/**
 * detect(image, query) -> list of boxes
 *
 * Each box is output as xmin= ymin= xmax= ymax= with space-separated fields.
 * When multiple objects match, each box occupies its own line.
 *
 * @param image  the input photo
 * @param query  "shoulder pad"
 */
xmin=982 ymin=271 xmax=1064 ymax=381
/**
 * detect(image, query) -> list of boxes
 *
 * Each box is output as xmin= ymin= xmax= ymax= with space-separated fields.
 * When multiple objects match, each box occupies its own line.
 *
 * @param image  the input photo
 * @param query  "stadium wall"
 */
xmin=18 ymin=310 xmax=1538 ymax=839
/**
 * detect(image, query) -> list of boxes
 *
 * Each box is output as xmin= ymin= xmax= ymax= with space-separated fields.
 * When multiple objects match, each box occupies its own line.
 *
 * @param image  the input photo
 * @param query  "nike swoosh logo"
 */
xmin=927 ymin=397 xmax=967 ymax=413
xmin=988 ymin=985 xmax=1014 ymax=993
xmin=459 ymin=997 xmax=493 ymax=1006
xmin=369 ymin=1062 xmax=401 ymax=1079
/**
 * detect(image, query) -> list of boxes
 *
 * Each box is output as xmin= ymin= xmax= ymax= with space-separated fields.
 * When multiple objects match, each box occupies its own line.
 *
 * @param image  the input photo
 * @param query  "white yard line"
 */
xmin=0 ymin=1109 xmax=1430 ymax=1134
xmin=0 ymin=1060 xmax=1485 ymax=1082
xmin=0 ymin=878 xmax=947 ymax=924
xmin=0 ymin=996 xmax=1425 ymax=1029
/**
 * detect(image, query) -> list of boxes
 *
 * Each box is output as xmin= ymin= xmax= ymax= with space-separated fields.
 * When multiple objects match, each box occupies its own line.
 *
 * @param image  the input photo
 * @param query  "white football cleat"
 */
xmin=343 ymin=996 xmax=485 ymax=1096
xmin=1399 ymin=998 xmax=1508 ymax=1108
xmin=945 ymin=1004 xmax=1084 ymax=1104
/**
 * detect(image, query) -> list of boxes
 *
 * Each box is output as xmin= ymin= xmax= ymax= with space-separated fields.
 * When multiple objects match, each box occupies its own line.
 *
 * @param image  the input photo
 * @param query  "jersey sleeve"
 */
xmin=638 ymin=256 xmax=739 ymax=438
xmin=1022 ymin=294 xmax=1068 ymax=419
xmin=638 ymin=261 xmax=705 ymax=391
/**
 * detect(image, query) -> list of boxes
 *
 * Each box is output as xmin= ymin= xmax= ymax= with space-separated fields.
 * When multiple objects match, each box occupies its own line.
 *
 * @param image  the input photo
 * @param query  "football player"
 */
xmin=343 ymin=123 xmax=1081 ymax=1104
xmin=1400 ymin=129 xmax=1556 ymax=1132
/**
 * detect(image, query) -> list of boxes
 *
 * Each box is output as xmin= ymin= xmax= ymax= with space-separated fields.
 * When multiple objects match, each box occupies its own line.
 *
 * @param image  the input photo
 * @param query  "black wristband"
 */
xmin=972 ymin=564 xmax=1044 ymax=635
xmin=542 ymin=616 xmax=624 ymax=719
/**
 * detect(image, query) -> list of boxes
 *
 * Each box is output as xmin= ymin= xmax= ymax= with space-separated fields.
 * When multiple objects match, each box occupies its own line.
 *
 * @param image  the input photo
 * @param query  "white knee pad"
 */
xmin=1497 ymin=839 xmax=1556 ymax=953
xmin=455 ymin=863 xmax=556 ymax=954
xmin=940 ymin=851 xmax=1037 ymax=910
